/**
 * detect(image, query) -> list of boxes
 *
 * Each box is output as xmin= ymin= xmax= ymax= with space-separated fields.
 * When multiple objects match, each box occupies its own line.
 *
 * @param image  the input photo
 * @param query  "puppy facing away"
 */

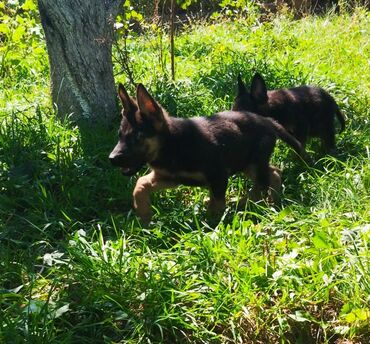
xmin=109 ymin=83 xmax=303 ymax=224
xmin=233 ymin=73 xmax=345 ymax=153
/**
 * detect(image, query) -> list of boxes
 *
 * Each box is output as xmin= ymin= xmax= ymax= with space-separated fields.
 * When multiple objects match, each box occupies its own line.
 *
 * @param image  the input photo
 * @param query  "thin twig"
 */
xmin=170 ymin=0 xmax=175 ymax=81
xmin=113 ymin=32 xmax=136 ymax=87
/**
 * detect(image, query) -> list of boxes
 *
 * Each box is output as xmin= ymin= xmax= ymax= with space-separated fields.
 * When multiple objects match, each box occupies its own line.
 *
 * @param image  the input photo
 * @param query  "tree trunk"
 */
xmin=38 ymin=0 xmax=123 ymax=124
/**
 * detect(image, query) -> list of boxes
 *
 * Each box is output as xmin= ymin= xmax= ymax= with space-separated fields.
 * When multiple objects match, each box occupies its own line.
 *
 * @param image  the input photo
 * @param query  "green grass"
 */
xmin=1 ymin=6 xmax=370 ymax=344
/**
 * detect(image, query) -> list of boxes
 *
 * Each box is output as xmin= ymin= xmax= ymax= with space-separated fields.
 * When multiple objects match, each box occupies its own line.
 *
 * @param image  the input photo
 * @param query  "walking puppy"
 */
xmin=233 ymin=73 xmax=345 ymax=153
xmin=109 ymin=83 xmax=303 ymax=224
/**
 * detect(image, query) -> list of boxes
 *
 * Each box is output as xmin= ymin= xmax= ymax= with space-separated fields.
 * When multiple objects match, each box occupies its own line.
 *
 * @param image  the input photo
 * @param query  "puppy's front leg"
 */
xmin=133 ymin=171 xmax=177 ymax=224
xmin=133 ymin=172 xmax=156 ymax=224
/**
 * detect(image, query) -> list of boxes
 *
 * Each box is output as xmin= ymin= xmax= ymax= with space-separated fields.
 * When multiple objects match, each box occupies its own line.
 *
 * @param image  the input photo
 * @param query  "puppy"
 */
xmin=233 ymin=73 xmax=345 ymax=153
xmin=109 ymin=83 xmax=303 ymax=224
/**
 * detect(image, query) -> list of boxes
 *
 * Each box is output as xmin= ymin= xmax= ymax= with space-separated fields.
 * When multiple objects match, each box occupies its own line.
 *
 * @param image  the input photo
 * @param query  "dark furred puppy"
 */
xmin=233 ymin=73 xmax=345 ymax=153
xmin=109 ymin=83 xmax=303 ymax=224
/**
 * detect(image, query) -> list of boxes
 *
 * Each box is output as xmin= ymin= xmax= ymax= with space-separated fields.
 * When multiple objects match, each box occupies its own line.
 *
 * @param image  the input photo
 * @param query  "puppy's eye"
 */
xmin=125 ymin=133 xmax=137 ymax=145
xmin=130 ymin=132 xmax=142 ymax=142
xmin=136 ymin=132 xmax=144 ymax=140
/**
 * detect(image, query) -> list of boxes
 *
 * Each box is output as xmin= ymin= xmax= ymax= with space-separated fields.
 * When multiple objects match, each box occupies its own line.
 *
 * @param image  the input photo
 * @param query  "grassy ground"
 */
xmin=1 ymin=6 xmax=370 ymax=344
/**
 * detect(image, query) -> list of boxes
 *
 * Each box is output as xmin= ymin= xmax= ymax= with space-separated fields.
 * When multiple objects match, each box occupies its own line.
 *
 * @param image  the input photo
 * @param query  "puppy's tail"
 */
xmin=336 ymin=107 xmax=345 ymax=133
xmin=270 ymin=120 xmax=304 ymax=157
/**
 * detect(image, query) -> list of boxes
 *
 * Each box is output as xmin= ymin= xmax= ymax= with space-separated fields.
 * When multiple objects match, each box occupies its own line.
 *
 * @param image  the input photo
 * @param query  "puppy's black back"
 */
xmin=151 ymin=111 xmax=278 ymax=177
xmin=267 ymin=87 xmax=335 ymax=132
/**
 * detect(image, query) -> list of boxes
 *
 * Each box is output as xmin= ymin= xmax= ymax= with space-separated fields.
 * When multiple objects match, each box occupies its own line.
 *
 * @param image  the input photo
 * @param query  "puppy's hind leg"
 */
xmin=321 ymin=124 xmax=336 ymax=155
xmin=207 ymin=175 xmax=228 ymax=220
xmin=293 ymin=125 xmax=311 ymax=162
xmin=245 ymin=163 xmax=269 ymax=203
xmin=267 ymin=166 xmax=282 ymax=205
xmin=243 ymin=164 xmax=281 ymax=206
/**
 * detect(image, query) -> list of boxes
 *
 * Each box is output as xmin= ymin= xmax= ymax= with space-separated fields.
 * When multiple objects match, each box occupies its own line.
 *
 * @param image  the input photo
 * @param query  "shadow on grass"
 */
xmin=0 ymin=108 xmax=133 ymax=279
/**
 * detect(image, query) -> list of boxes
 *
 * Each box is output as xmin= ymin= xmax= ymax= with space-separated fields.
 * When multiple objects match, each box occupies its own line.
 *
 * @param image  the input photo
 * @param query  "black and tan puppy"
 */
xmin=233 ymin=73 xmax=345 ymax=153
xmin=109 ymin=83 xmax=303 ymax=224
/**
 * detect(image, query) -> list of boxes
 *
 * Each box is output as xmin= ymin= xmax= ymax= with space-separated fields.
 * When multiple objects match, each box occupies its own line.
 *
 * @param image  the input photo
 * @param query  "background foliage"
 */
xmin=1 ymin=0 xmax=369 ymax=343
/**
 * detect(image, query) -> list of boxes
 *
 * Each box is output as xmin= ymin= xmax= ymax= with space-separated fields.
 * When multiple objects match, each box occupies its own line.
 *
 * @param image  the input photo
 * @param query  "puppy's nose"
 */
xmin=109 ymin=152 xmax=120 ymax=165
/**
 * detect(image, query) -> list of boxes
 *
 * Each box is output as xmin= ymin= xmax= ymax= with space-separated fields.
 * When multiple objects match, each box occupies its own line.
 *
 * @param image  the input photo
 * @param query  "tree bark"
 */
xmin=38 ymin=0 xmax=123 ymax=124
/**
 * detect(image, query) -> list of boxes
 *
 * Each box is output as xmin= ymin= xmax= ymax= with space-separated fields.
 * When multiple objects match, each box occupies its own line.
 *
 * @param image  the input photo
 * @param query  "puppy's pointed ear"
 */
xmin=251 ymin=73 xmax=268 ymax=103
xmin=136 ymin=84 xmax=166 ymax=131
xmin=237 ymin=74 xmax=247 ymax=95
xmin=118 ymin=83 xmax=136 ymax=117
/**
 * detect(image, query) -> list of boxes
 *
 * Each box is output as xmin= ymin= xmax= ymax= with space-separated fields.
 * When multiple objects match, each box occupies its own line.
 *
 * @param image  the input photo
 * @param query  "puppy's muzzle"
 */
xmin=109 ymin=152 xmax=144 ymax=176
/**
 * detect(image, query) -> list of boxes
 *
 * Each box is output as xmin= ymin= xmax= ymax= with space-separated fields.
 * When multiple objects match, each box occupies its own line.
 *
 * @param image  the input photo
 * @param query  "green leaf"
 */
xmin=12 ymin=26 xmax=25 ymax=42
xmin=0 ymin=23 xmax=9 ymax=35
xmin=288 ymin=310 xmax=311 ymax=323
xmin=312 ymin=231 xmax=330 ymax=249
xmin=345 ymin=312 xmax=357 ymax=323
xmin=354 ymin=308 xmax=370 ymax=321
xmin=22 ymin=0 xmax=37 ymax=11
xmin=340 ymin=302 xmax=352 ymax=315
